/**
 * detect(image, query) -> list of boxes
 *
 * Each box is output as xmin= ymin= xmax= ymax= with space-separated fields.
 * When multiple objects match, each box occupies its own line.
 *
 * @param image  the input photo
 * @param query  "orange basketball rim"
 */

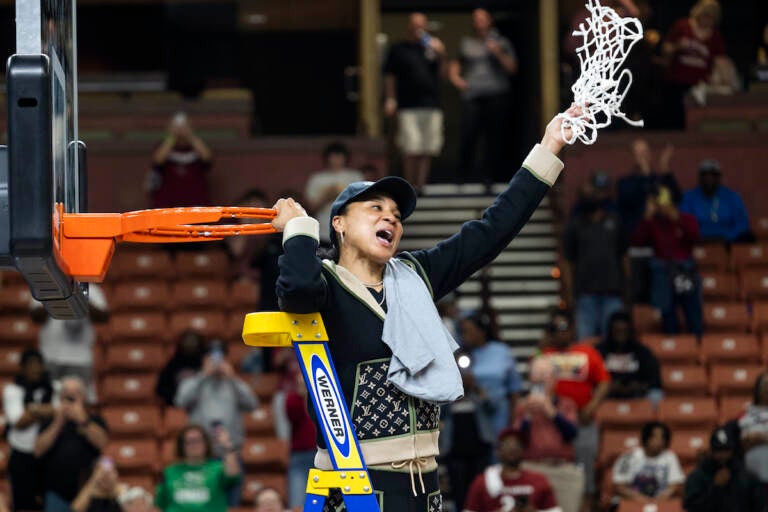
xmin=55 ymin=204 xmax=277 ymax=282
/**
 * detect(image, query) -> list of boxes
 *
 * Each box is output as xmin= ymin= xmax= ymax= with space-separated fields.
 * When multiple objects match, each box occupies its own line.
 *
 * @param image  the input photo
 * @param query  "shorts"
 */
xmin=396 ymin=109 xmax=444 ymax=156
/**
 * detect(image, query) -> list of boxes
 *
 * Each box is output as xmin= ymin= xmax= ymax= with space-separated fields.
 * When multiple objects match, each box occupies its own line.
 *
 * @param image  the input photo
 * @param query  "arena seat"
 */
xmin=175 ymin=249 xmax=231 ymax=279
xmin=617 ymin=499 xmax=683 ymax=512
xmin=719 ymin=396 xmax=751 ymax=423
xmin=754 ymin=217 xmax=768 ymax=241
xmin=741 ymin=269 xmax=768 ymax=300
xmin=241 ymin=437 xmax=290 ymax=471
xmin=248 ymin=373 xmax=282 ymax=402
xmin=642 ymin=334 xmax=700 ymax=364
xmin=110 ymin=249 xmax=174 ymax=280
xmin=227 ymin=279 xmax=260 ymax=311
xmin=120 ymin=475 xmax=156 ymax=494
xmin=710 ymin=364 xmax=764 ymax=397
xmin=161 ymin=439 xmax=176 ymax=466
xmin=162 ymin=408 xmax=189 ymax=438
xmin=595 ymin=400 xmax=655 ymax=430
xmin=669 ymin=430 xmax=708 ymax=465
xmin=101 ymin=374 xmax=157 ymax=404
xmin=702 ymin=302 xmax=750 ymax=332
xmin=243 ymin=405 xmax=277 ymax=437
xmin=731 ymin=244 xmax=768 ymax=271
xmin=0 ymin=317 xmax=39 ymax=344
xmin=110 ymin=281 xmax=170 ymax=312
xmin=700 ymin=271 xmax=739 ymax=301
xmin=657 ymin=397 xmax=718 ymax=430
xmin=693 ymin=244 xmax=729 ymax=272
xmin=700 ymin=333 xmax=760 ymax=364
xmin=0 ymin=347 xmax=23 ymax=376
xmin=598 ymin=430 xmax=640 ymax=468
xmin=170 ymin=311 xmax=227 ymax=339
xmin=241 ymin=472 xmax=288 ymax=505
xmin=170 ymin=280 xmax=228 ymax=310
xmin=753 ymin=302 xmax=768 ymax=333
xmin=104 ymin=344 xmax=167 ymax=373
xmin=0 ymin=284 xmax=33 ymax=312
xmin=632 ymin=305 xmax=662 ymax=333
xmin=661 ymin=365 xmax=709 ymax=396
xmin=109 ymin=312 xmax=169 ymax=342
xmin=105 ymin=439 xmax=159 ymax=472
xmin=102 ymin=405 xmax=162 ymax=437
xmin=0 ymin=443 xmax=9 ymax=474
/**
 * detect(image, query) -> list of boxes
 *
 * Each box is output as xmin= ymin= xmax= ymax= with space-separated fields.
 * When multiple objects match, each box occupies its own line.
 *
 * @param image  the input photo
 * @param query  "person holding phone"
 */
xmin=71 ymin=457 xmax=123 ymax=512
xmin=34 ymin=377 xmax=109 ymax=512
xmin=174 ymin=343 xmax=257 ymax=506
xmin=463 ymin=428 xmax=560 ymax=512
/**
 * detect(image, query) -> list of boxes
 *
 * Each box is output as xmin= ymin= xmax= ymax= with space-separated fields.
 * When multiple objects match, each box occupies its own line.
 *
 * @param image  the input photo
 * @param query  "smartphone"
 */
xmin=657 ymin=186 xmax=671 ymax=206
xmin=210 ymin=346 xmax=224 ymax=366
xmin=530 ymin=383 xmax=546 ymax=396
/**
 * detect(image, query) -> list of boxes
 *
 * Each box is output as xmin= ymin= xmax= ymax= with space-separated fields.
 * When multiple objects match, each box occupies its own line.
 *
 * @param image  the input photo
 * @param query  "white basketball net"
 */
xmin=558 ymin=0 xmax=645 ymax=145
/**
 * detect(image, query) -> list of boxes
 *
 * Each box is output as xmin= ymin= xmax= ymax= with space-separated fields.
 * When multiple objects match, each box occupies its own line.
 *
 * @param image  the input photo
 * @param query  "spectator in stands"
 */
xmin=616 ymin=139 xmax=680 ymax=235
xmin=659 ymin=0 xmax=729 ymax=129
xmin=253 ymin=487 xmax=288 ymax=512
xmin=449 ymin=8 xmax=518 ymax=187
xmin=542 ymin=309 xmax=611 ymax=512
xmin=680 ymin=159 xmax=753 ymax=244
xmin=147 ymin=112 xmax=212 ymax=209
xmin=612 ymin=421 xmax=684 ymax=504
xmin=738 ymin=372 xmax=768 ymax=486
xmin=570 ymin=171 xmax=616 ymax=217
xmin=304 ymin=143 xmax=363 ymax=246
xmin=595 ymin=311 xmax=663 ymax=404
xmin=174 ymin=342 xmax=257 ymax=506
xmin=631 ymin=186 xmax=702 ymax=336
xmin=683 ymin=426 xmax=767 ymax=512
xmin=34 ymin=376 xmax=109 ymax=512
xmin=463 ymin=427 xmax=560 ymax=512
xmin=383 ymin=12 xmax=446 ymax=194
xmin=4 ymin=348 xmax=55 ymax=512
xmin=116 ymin=487 xmax=154 ymax=512
xmin=438 ymin=292 xmax=461 ymax=340
xmin=562 ymin=180 xmax=628 ymax=340
xmin=156 ymin=331 xmax=207 ymax=407
xmin=31 ymin=283 xmax=108 ymax=403
xmin=155 ymin=424 xmax=241 ymax=512
xmin=514 ymin=357 xmax=583 ymax=512
xmin=71 ymin=457 xmax=123 ymax=512
xmin=283 ymin=373 xmax=316 ymax=508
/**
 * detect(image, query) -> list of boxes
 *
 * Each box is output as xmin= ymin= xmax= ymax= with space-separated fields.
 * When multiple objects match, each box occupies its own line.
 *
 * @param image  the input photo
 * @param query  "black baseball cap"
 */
xmin=329 ymin=176 xmax=417 ymax=247
xmin=710 ymin=427 xmax=735 ymax=451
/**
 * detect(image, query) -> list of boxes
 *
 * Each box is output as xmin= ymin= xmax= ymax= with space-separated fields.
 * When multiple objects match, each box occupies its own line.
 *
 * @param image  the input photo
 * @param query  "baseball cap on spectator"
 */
xmin=710 ymin=427 xmax=736 ymax=451
xmin=699 ymin=159 xmax=722 ymax=175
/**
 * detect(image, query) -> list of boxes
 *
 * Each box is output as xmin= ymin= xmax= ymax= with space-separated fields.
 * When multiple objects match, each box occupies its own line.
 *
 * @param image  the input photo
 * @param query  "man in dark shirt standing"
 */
xmin=34 ymin=377 xmax=109 ymax=512
xmin=384 ymin=12 xmax=446 ymax=194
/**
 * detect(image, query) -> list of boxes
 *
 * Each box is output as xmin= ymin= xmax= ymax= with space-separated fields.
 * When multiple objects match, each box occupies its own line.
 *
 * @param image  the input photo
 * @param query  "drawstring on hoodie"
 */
xmin=391 ymin=458 xmax=429 ymax=496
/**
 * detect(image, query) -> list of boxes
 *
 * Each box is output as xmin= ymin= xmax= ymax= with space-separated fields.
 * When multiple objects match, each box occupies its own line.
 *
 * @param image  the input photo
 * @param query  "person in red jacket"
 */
xmin=283 ymin=373 xmax=316 ymax=509
xmin=631 ymin=186 xmax=702 ymax=336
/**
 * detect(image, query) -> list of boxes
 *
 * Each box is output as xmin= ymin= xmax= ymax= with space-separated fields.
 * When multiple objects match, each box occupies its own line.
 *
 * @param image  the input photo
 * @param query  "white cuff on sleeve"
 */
xmin=522 ymin=143 xmax=565 ymax=186
xmin=282 ymin=216 xmax=320 ymax=247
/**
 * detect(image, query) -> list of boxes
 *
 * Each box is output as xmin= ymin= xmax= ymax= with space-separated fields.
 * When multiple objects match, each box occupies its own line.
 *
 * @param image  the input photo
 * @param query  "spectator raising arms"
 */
xmin=612 ymin=422 xmax=684 ymax=503
xmin=738 ymin=372 xmax=768 ymax=487
xmin=156 ymin=331 xmax=207 ymax=407
xmin=155 ymin=425 xmax=241 ymax=512
xmin=595 ymin=312 xmax=662 ymax=403
xmin=71 ymin=457 xmax=123 ymax=512
xmin=4 ymin=349 xmax=55 ymax=512
xmin=680 ymin=159 xmax=753 ymax=244
xmin=34 ymin=377 xmax=109 ymax=512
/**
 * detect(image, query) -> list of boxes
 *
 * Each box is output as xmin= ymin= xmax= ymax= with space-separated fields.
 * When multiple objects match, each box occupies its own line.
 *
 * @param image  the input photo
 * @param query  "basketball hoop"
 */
xmin=57 ymin=205 xmax=277 ymax=282
xmin=558 ymin=0 xmax=645 ymax=145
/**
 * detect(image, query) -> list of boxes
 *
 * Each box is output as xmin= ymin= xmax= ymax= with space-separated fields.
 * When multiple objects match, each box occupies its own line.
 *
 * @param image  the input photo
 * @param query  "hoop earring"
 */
xmin=339 ymin=232 xmax=345 ymax=246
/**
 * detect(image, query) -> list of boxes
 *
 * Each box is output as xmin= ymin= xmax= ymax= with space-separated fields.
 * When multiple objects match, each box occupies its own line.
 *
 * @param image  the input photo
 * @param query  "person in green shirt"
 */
xmin=155 ymin=424 xmax=241 ymax=512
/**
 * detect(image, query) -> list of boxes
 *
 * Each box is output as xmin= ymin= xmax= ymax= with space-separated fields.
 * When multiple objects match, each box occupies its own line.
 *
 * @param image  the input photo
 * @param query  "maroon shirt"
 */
xmin=151 ymin=144 xmax=211 ymax=208
xmin=631 ymin=212 xmax=700 ymax=261
xmin=665 ymin=18 xmax=726 ymax=85
xmin=464 ymin=467 xmax=558 ymax=512
xmin=285 ymin=390 xmax=317 ymax=452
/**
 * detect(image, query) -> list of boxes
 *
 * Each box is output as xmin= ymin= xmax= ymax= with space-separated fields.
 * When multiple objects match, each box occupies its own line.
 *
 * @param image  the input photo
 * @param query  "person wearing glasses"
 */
xmin=541 ymin=309 xmax=610 ymax=512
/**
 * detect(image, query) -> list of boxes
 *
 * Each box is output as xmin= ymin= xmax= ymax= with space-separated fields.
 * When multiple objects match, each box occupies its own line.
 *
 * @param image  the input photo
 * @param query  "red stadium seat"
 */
xmin=163 ymin=408 xmax=189 ymax=438
xmin=669 ymin=430 xmax=708 ymax=465
xmin=175 ymin=250 xmax=230 ymax=278
xmin=101 ymin=406 xmax=162 ymax=437
xmin=248 ymin=373 xmax=282 ymax=402
xmin=731 ymin=244 xmax=768 ymax=271
xmin=741 ymin=269 xmax=768 ymax=300
xmin=101 ymin=374 xmax=157 ymax=404
xmin=595 ymin=400 xmax=655 ymax=430
xmin=719 ymin=396 xmax=751 ymax=423
xmin=657 ymin=397 xmax=718 ymax=430
xmin=0 ymin=285 xmax=33 ymax=311
xmin=617 ymin=499 xmax=683 ymax=512
xmin=228 ymin=342 xmax=258 ymax=370
xmin=642 ymin=334 xmax=700 ymax=364
xmin=241 ymin=473 xmax=288 ymax=505
xmin=170 ymin=280 xmax=228 ymax=310
xmin=754 ymin=217 xmax=768 ymax=242
xmin=227 ymin=279 xmax=260 ymax=311
xmin=700 ymin=334 xmax=760 ymax=364
xmin=104 ymin=344 xmax=167 ymax=373
xmin=0 ymin=443 xmax=9 ymax=474
xmin=632 ymin=305 xmax=662 ymax=333
xmin=170 ymin=311 xmax=227 ymax=339
xmin=109 ymin=250 xmax=174 ymax=280
xmin=120 ymin=475 xmax=155 ymax=494
xmin=693 ymin=244 xmax=728 ymax=272
xmin=241 ymin=437 xmax=289 ymax=471
xmin=702 ymin=302 xmax=750 ymax=332
xmin=161 ymin=439 xmax=176 ymax=466
xmin=700 ymin=271 xmax=739 ymax=301
xmin=0 ymin=317 xmax=39 ymax=344
xmin=109 ymin=312 xmax=168 ymax=342
xmin=0 ymin=347 xmax=23 ymax=376
xmin=110 ymin=281 xmax=170 ymax=312
xmin=598 ymin=430 xmax=640 ymax=468
xmin=710 ymin=364 xmax=764 ymax=397
xmin=243 ymin=406 xmax=277 ymax=437
xmin=661 ymin=365 xmax=708 ymax=396
xmin=105 ymin=439 xmax=159 ymax=472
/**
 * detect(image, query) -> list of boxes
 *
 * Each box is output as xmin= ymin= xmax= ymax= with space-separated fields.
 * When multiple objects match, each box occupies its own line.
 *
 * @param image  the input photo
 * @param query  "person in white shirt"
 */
xmin=612 ymin=421 xmax=684 ymax=504
xmin=31 ymin=284 xmax=109 ymax=403
xmin=3 ymin=349 xmax=56 ymax=511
